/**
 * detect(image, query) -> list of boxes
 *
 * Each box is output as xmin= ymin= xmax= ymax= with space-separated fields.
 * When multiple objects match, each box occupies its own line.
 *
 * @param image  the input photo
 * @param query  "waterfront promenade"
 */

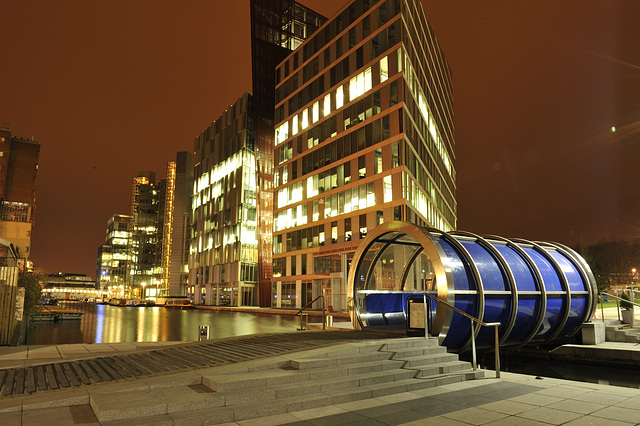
xmin=2 ymin=331 xmax=640 ymax=425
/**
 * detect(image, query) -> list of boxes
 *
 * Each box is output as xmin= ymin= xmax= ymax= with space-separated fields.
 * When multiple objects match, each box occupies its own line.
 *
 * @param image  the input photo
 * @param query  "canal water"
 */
xmin=27 ymin=301 xmax=298 ymax=345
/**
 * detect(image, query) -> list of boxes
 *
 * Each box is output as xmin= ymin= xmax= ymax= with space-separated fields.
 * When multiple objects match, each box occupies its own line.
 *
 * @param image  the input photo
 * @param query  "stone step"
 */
xmin=408 ymin=360 xmax=473 ymax=377
xmin=395 ymin=352 xmax=460 ymax=367
xmin=164 ymin=369 xmax=485 ymax=425
xmin=288 ymin=350 xmax=395 ymax=369
xmin=384 ymin=345 xmax=451 ymax=359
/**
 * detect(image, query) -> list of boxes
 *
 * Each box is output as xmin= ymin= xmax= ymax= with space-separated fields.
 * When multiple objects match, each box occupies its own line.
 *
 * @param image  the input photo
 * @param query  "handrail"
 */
xmin=600 ymin=292 xmax=640 ymax=322
xmin=419 ymin=292 xmax=501 ymax=378
xmin=295 ymin=294 xmax=325 ymax=330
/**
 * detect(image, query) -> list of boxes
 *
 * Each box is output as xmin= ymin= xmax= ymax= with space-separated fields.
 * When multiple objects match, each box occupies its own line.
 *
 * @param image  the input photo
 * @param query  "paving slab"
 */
xmin=26 ymin=346 xmax=61 ymax=359
xmin=590 ymin=405 xmax=640 ymax=423
xmin=516 ymin=406 xmax=584 ymax=425
xmin=546 ymin=398 xmax=607 ymax=415
xmin=21 ymin=404 xmax=99 ymax=426
xmin=442 ymin=406 xmax=509 ymax=425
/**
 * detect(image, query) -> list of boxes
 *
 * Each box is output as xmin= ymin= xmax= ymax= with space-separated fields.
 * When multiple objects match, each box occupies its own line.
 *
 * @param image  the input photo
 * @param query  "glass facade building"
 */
xmin=189 ymin=93 xmax=260 ymax=306
xmin=250 ymin=0 xmax=327 ymax=306
xmin=271 ymin=0 xmax=456 ymax=310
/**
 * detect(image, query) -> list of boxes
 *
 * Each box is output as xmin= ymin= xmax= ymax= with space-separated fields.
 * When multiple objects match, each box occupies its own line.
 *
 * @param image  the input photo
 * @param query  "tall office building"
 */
xmin=250 ymin=0 xmax=327 ymax=306
xmin=96 ymin=214 xmax=132 ymax=294
xmin=128 ymin=171 xmax=160 ymax=298
xmin=0 ymin=126 xmax=40 ymax=268
xmin=271 ymin=0 xmax=456 ymax=310
xmin=190 ymin=93 xmax=259 ymax=306
xmin=161 ymin=152 xmax=194 ymax=297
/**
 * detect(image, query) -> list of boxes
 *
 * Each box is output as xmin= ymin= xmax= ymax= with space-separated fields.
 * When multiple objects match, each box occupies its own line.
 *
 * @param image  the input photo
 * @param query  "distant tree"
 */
xmin=575 ymin=243 xmax=606 ymax=293
xmin=18 ymin=271 xmax=43 ymax=317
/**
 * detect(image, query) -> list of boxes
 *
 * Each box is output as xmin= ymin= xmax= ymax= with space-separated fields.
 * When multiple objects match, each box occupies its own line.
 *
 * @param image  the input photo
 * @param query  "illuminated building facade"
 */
xmin=271 ymin=0 xmax=456 ymax=310
xmin=160 ymin=152 xmax=194 ymax=297
xmin=0 ymin=126 xmax=40 ymax=268
xmin=190 ymin=93 xmax=259 ymax=306
xmin=250 ymin=0 xmax=327 ymax=306
xmin=96 ymin=214 xmax=132 ymax=295
xmin=127 ymin=171 xmax=161 ymax=298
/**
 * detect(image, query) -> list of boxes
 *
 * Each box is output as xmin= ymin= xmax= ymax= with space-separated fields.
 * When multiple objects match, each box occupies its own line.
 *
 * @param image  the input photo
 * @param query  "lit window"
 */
xmin=312 ymin=101 xmax=319 ymax=123
xmin=292 ymin=116 xmax=299 ymax=135
xmin=324 ymin=94 xmax=331 ymax=116
xmin=380 ymin=56 xmax=388 ymax=82
xmin=384 ymin=175 xmax=392 ymax=202
xmin=364 ymin=67 xmax=372 ymax=91
xmin=301 ymin=109 xmax=309 ymax=130
xmin=336 ymin=86 xmax=344 ymax=109
xmin=349 ymin=76 xmax=357 ymax=101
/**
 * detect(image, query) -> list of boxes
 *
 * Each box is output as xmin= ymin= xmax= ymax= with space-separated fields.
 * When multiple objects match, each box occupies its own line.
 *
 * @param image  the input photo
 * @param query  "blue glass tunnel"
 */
xmin=346 ymin=222 xmax=597 ymax=352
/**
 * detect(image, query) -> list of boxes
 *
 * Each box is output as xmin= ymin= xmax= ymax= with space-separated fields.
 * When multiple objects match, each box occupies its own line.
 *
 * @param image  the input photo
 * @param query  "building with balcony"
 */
xmin=0 ymin=126 xmax=40 ymax=268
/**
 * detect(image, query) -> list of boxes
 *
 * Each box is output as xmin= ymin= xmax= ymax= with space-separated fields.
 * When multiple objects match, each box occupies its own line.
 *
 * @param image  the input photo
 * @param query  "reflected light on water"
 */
xmin=27 ymin=302 xmax=300 ymax=345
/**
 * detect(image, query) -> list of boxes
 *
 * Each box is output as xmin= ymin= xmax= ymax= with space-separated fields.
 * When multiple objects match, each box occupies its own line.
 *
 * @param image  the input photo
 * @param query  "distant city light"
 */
xmin=611 ymin=126 xmax=616 ymax=133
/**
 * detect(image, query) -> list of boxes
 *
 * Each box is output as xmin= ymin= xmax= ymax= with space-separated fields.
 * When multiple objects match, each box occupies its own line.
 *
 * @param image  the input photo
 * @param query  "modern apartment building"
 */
xmin=189 ymin=93 xmax=259 ymax=306
xmin=271 ymin=0 xmax=456 ymax=310
xmin=0 ymin=126 xmax=40 ymax=268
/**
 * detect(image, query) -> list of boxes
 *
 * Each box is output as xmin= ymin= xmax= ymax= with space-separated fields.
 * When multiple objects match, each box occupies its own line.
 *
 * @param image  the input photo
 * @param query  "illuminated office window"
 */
xmin=324 ymin=94 xmax=331 ymax=116
xmin=293 ymin=115 xmax=299 ymax=135
xmin=301 ymin=109 xmax=309 ymax=130
xmin=336 ymin=86 xmax=344 ymax=109
xmin=312 ymin=101 xmax=319 ymax=123
xmin=380 ymin=56 xmax=389 ymax=82
xmin=384 ymin=175 xmax=392 ymax=202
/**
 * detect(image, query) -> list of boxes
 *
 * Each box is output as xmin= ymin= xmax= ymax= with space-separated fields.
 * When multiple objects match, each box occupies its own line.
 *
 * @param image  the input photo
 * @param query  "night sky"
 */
xmin=1 ymin=1 xmax=639 ymax=278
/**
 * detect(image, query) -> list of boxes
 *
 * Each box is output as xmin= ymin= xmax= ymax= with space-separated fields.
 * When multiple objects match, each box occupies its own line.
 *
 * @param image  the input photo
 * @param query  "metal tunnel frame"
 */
xmin=346 ymin=222 xmax=598 ymax=352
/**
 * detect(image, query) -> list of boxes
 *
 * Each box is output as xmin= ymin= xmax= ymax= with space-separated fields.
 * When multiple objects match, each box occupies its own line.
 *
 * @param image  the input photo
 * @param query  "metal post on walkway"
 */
xmin=423 ymin=294 xmax=428 ymax=340
xmin=470 ymin=320 xmax=476 ymax=371
xmin=494 ymin=324 xmax=500 ymax=378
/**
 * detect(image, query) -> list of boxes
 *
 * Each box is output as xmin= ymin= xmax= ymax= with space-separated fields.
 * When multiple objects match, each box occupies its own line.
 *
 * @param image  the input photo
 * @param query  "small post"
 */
xmin=470 ymin=320 xmax=476 ymax=371
xmin=322 ymin=291 xmax=326 ymax=331
xmin=494 ymin=324 xmax=500 ymax=378
xmin=617 ymin=299 xmax=620 ymax=322
xmin=423 ymin=293 xmax=429 ymax=340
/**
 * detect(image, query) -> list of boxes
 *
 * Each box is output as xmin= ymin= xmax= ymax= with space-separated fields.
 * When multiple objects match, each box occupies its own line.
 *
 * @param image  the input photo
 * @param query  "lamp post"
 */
xmin=141 ymin=282 xmax=146 ymax=300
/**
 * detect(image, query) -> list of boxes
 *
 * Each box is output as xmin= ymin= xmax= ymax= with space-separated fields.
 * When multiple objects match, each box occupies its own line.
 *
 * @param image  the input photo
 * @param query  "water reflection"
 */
xmin=27 ymin=302 xmax=298 ymax=345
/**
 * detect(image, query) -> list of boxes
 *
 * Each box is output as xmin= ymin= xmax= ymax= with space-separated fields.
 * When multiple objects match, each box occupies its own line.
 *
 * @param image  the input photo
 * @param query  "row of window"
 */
xmin=276 ymin=52 xmax=394 ymax=146
xmin=276 ymin=111 xmax=397 ymax=189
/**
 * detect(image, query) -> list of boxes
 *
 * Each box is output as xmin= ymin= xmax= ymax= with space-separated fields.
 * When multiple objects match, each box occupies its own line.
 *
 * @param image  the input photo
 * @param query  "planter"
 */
xmin=622 ymin=309 xmax=634 ymax=325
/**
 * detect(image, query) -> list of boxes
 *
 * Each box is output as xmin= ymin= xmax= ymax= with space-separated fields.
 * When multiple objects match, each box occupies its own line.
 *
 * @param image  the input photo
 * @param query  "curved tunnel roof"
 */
xmin=346 ymin=221 xmax=597 ymax=351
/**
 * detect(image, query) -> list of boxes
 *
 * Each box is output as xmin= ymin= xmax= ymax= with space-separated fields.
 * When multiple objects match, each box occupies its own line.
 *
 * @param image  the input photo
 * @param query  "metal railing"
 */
xmin=599 ymin=292 xmax=640 ymax=322
xmin=419 ymin=292 xmax=501 ymax=378
xmin=295 ymin=294 xmax=325 ymax=330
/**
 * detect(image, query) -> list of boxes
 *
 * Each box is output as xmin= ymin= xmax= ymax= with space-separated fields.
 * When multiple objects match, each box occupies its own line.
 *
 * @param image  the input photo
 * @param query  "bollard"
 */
xmin=298 ymin=313 xmax=308 ymax=330
xmin=199 ymin=325 xmax=209 ymax=341
xmin=326 ymin=315 xmax=333 ymax=328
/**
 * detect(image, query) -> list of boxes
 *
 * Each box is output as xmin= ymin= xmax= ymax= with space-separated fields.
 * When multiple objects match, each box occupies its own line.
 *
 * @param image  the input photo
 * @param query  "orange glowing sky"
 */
xmin=1 ymin=0 xmax=639 ymax=277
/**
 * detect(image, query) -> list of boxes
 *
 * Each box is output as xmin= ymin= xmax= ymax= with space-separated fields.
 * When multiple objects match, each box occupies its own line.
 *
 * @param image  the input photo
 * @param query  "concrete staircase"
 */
xmin=605 ymin=321 xmax=640 ymax=343
xmin=88 ymin=337 xmax=484 ymax=424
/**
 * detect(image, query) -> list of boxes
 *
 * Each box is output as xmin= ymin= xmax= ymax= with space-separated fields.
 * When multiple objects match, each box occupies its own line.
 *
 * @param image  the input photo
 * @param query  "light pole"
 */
xmin=141 ymin=282 xmax=146 ymax=300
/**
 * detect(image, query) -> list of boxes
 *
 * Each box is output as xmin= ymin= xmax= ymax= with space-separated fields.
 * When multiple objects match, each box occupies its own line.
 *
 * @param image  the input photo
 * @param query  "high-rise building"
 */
xmin=128 ymin=171 xmax=160 ymax=298
xmin=161 ymin=152 xmax=194 ymax=297
xmin=189 ymin=93 xmax=259 ymax=306
xmin=271 ymin=0 xmax=456 ymax=310
xmin=96 ymin=214 xmax=132 ymax=295
xmin=250 ymin=0 xmax=327 ymax=306
xmin=0 ymin=126 xmax=40 ymax=268
xmin=98 ymin=155 xmax=193 ymax=300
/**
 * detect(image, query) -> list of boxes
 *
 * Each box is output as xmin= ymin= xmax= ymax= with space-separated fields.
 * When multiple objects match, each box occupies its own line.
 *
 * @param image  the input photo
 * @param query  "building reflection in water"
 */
xmin=26 ymin=302 xmax=299 ymax=345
